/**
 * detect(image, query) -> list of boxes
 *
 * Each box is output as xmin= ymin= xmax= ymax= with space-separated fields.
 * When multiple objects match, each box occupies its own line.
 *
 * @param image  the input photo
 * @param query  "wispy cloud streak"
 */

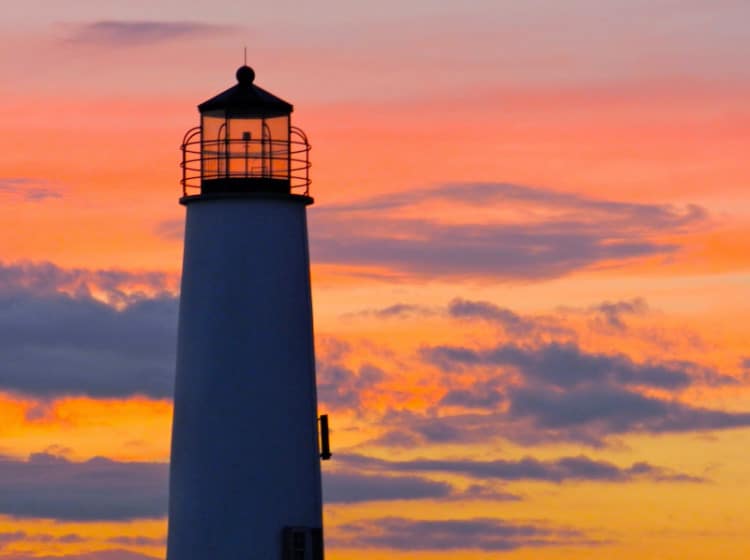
xmin=332 ymin=516 xmax=595 ymax=551
xmin=338 ymin=453 xmax=704 ymax=483
xmin=310 ymin=182 xmax=707 ymax=280
xmin=0 ymin=178 xmax=61 ymax=201
xmin=65 ymin=20 xmax=235 ymax=46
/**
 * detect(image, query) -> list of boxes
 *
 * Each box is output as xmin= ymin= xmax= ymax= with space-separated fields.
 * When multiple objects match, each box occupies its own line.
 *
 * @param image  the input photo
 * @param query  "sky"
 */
xmin=1 ymin=1 xmax=750 ymax=558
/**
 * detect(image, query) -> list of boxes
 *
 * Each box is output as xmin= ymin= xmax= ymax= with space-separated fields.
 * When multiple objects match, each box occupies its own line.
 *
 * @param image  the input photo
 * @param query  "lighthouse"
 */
xmin=166 ymin=65 xmax=326 ymax=560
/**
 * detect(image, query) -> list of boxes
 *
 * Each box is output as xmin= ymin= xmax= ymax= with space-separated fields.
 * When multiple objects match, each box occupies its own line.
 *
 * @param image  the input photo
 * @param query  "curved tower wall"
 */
xmin=166 ymin=194 xmax=322 ymax=560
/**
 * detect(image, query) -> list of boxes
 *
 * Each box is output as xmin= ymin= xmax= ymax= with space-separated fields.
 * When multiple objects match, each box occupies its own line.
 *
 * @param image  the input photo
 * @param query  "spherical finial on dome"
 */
xmin=236 ymin=65 xmax=255 ymax=85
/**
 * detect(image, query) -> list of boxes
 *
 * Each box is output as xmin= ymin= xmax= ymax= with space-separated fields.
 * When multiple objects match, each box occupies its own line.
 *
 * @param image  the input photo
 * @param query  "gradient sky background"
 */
xmin=1 ymin=1 xmax=750 ymax=559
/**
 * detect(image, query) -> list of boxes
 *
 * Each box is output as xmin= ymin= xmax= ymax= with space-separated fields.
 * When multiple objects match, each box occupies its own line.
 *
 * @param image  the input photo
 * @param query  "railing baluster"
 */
xmin=181 ymin=126 xmax=311 ymax=196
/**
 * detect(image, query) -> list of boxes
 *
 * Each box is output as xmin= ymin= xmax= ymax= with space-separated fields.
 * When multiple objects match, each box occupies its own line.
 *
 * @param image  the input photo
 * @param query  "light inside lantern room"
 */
xmin=201 ymin=110 xmax=290 ymax=179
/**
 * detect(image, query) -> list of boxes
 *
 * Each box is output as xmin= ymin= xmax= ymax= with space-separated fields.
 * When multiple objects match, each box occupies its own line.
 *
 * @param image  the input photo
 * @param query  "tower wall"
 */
xmin=166 ymin=194 xmax=322 ymax=560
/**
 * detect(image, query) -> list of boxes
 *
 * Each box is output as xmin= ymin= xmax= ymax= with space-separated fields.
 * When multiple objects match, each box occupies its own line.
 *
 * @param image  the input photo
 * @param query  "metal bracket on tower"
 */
xmin=318 ymin=415 xmax=332 ymax=461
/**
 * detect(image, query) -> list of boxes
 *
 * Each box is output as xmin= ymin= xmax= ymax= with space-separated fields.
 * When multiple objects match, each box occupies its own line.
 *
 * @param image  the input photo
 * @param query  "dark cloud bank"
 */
xmin=0 ymin=184 xmax=728 ymax=552
xmin=0 ymin=447 xmax=696 ymax=522
xmin=1 ymin=262 xmax=746 ymax=449
xmin=309 ymin=182 xmax=706 ymax=280
xmin=0 ymin=261 xmax=173 ymax=304
xmin=321 ymin=302 xmax=748 ymax=447
xmin=0 ymin=263 xmax=177 ymax=399
xmin=317 ymin=362 xmax=386 ymax=411
xmin=337 ymin=453 xmax=702 ymax=484
xmin=0 ymin=452 xmax=515 ymax=519
xmin=423 ymin=340 xmax=731 ymax=391
xmin=0 ymin=453 xmax=167 ymax=521
xmin=0 ymin=266 xmax=726 ymax=559
xmin=372 ymin=336 xmax=749 ymax=447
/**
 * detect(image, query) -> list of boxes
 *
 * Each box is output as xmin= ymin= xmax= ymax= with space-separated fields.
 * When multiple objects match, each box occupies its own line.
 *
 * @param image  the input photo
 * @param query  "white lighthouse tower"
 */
xmin=166 ymin=65 xmax=327 ymax=560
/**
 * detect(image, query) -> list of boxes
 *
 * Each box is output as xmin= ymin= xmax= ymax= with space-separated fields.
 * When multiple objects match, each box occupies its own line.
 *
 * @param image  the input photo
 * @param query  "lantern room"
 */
xmin=181 ymin=65 xmax=311 ymax=197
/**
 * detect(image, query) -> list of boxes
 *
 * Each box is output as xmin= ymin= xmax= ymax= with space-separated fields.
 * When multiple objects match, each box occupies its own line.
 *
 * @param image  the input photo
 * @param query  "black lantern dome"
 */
xmin=181 ymin=66 xmax=311 ymax=198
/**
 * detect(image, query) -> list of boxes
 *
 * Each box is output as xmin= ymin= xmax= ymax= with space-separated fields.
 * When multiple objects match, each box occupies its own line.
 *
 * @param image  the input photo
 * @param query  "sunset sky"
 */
xmin=1 ymin=1 xmax=750 ymax=559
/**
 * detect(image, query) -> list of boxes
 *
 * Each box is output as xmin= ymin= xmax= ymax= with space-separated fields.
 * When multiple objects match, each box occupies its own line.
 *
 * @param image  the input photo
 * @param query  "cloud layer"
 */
xmin=0 ymin=453 xmax=167 ymax=521
xmin=332 ymin=516 xmax=591 ymax=552
xmin=0 ymin=178 xmax=61 ymax=201
xmin=337 ymin=453 xmax=702 ymax=483
xmin=66 ymin=21 xmax=234 ymax=46
xmin=0 ymin=291 xmax=177 ymax=400
xmin=0 ymin=262 xmax=745 ymax=452
xmin=310 ymin=182 xmax=706 ymax=280
xmin=0 ymin=551 xmax=158 ymax=560
xmin=372 ymin=335 xmax=750 ymax=446
xmin=0 ymin=451 xmax=516 ymax=520
xmin=322 ymin=471 xmax=452 ymax=503
xmin=422 ymin=341 xmax=716 ymax=390
xmin=0 ymin=262 xmax=176 ymax=399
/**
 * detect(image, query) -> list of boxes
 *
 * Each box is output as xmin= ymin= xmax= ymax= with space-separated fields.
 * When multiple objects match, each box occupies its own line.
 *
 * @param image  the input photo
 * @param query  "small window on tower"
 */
xmin=283 ymin=527 xmax=324 ymax=560
xmin=293 ymin=530 xmax=305 ymax=560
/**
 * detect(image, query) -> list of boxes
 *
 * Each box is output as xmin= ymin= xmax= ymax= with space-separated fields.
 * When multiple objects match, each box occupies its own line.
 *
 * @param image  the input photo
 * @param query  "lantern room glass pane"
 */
xmin=226 ymin=117 xmax=263 ymax=177
xmin=221 ymin=115 xmax=289 ymax=179
xmin=265 ymin=116 xmax=290 ymax=178
xmin=200 ymin=113 xmax=290 ymax=182
xmin=201 ymin=113 xmax=226 ymax=178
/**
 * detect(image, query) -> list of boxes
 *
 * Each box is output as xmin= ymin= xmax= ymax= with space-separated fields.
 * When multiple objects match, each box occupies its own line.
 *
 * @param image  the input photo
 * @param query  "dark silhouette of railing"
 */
xmin=181 ymin=126 xmax=311 ymax=196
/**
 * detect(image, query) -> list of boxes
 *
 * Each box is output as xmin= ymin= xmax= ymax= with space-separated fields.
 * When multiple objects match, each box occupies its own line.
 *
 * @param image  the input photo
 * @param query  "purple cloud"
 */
xmin=344 ymin=303 xmax=435 ymax=319
xmin=332 ymin=516 xmax=594 ymax=552
xmin=0 ymin=551 xmax=159 ymax=560
xmin=0 ymin=261 xmax=174 ymax=302
xmin=317 ymin=362 xmax=386 ymax=411
xmin=0 ymin=290 xmax=177 ymax=399
xmin=373 ymin=384 xmax=750 ymax=448
xmin=338 ymin=453 xmax=703 ymax=483
xmin=589 ymin=298 xmax=649 ymax=331
xmin=0 ymin=453 xmax=167 ymax=521
xmin=309 ymin=182 xmax=706 ymax=280
xmin=0 ymin=531 xmax=86 ymax=548
xmin=423 ymin=341 xmax=737 ymax=390
xmin=323 ymin=471 xmax=452 ymax=503
xmin=0 ymin=262 xmax=177 ymax=399
xmin=399 ymin=339 xmax=748 ymax=445
xmin=0 ymin=178 xmax=61 ymax=201
xmin=66 ymin=20 xmax=235 ymax=46
xmin=448 ymin=298 xmax=538 ymax=335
